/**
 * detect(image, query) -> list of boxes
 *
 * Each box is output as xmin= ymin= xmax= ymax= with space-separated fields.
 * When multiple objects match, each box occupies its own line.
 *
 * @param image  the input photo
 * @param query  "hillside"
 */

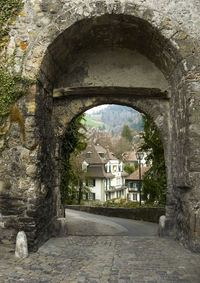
xmin=84 ymin=105 xmax=143 ymax=136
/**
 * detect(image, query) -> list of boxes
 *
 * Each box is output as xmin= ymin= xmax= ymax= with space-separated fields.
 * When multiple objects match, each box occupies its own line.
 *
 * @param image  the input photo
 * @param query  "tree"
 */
xmin=69 ymin=153 xmax=90 ymax=204
xmin=112 ymin=137 xmax=132 ymax=159
xmin=60 ymin=114 xmax=87 ymax=205
xmin=88 ymin=129 xmax=113 ymax=150
xmin=121 ymin=125 xmax=133 ymax=143
xmin=124 ymin=163 xmax=138 ymax=175
xmin=139 ymin=115 xmax=167 ymax=205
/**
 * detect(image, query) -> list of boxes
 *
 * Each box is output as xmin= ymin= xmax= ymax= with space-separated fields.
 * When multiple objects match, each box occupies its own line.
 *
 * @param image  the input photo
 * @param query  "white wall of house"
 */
xmin=88 ymin=178 xmax=105 ymax=202
xmin=127 ymin=192 xmax=140 ymax=202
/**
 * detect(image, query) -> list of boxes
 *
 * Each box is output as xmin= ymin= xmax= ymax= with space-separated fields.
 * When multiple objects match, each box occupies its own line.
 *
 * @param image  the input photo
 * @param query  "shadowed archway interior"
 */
xmin=34 ymin=14 xmax=180 ymax=251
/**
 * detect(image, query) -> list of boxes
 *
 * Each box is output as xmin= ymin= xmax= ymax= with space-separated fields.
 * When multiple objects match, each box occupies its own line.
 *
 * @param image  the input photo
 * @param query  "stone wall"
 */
xmin=0 ymin=0 xmax=200 ymax=252
xmin=66 ymin=205 xmax=166 ymax=223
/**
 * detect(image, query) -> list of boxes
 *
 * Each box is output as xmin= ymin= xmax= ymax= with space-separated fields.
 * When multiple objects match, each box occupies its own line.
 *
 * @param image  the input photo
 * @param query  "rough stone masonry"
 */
xmin=0 ymin=0 xmax=200 ymax=252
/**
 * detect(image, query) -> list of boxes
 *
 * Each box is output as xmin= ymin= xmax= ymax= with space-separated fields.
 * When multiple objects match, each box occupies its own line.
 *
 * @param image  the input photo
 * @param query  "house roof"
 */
xmin=126 ymin=167 xmax=150 ymax=181
xmin=86 ymin=165 xmax=115 ymax=179
xmin=78 ymin=143 xmax=127 ymax=179
xmin=121 ymin=171 xmax=129 ymax=177
xmin=78 ymin=144 xmax=105 ymax=164
xmin=78 ymin=143 xmax=117 ymax=164
xmin=122 ymin=151 xmax=137 ymax=162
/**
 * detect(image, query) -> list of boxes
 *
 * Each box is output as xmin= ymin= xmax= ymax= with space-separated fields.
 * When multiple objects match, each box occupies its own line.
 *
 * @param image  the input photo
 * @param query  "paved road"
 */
xmin=0 ymin=209 xmax=200 ymax=283
xmin=65 ymin=209 xmax=158 ymax=236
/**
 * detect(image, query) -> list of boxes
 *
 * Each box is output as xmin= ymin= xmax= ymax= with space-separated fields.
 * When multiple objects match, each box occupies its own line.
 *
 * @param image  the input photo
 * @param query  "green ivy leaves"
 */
xmin=0 ymin=68 xmax=24 ymax=125
xmin=139 ymin=116 xmax=167 ymax=205
xmin=0 ymin=0 xmax=24 ymax=125
xmin=0 ymin=0 xmax=23 ymax=48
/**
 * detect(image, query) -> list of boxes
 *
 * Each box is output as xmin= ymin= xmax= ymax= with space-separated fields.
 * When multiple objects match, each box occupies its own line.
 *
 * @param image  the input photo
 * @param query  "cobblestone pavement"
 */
xmin=1 ymin=235 xmax=200 ymax=283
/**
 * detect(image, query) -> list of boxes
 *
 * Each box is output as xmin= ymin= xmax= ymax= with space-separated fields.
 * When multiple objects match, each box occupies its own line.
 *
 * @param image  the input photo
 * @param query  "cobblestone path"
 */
xmin=0 ymin=235 xmax=200 ymax=283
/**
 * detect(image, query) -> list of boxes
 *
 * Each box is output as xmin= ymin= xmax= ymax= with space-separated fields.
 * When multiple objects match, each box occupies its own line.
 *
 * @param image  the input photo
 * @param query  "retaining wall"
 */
xmin=65 ymin=205 xmax=165 ymax=223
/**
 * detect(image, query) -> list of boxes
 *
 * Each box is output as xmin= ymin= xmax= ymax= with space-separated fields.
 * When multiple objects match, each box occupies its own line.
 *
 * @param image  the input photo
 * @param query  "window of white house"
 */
xmin=86 ymin=178 xmax=96 ymax=187
xmin=119 ymin=162 xmax=123 ymax=172
xmin=130 ymin=182 xmax=137 ymax=189
xmin=133 ymin=193 xmax=137 ymax=201
xmin=116 ymin=177 xmax=121 ymax=185
xmin=89 ymin=193 xmax=95 ymax=200
xmin=105 ymin=179 xmax=108 ymax=190
xmin=105 ymin=163 xmax=111 ymax=173
xmin=99 ymin=152 xmax=105 ymax=158
xmin=86 ymin=152 xmax=92 ymax=158
xmin=112 ymin=165 xmax=117 ymax=172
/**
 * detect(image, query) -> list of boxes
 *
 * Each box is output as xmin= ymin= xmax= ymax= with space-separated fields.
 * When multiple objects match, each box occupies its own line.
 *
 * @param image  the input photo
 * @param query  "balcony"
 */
xmin=105 ymin=185 xmax=127 ymax=193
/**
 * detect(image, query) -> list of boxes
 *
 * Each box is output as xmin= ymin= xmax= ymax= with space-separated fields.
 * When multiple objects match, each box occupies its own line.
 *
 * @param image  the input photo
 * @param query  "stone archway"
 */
xmin=35 ymin=13 xmax=193 ymax=251
xmin=0 ymin=2 xmax=200 ymax=252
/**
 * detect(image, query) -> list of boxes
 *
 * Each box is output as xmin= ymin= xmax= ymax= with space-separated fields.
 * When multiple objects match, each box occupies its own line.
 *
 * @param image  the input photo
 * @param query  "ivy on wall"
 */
xmin=0 ymin=1 xmax=34 ymax=150
xmin=0 ymin=0 xmax=24 ymax=116
xmin=60 ymin=115 xmax=87 ymax=205
xmin=0 ymin=1 xmax=23 ymax=47
xmin=139 ymin=116 xmax=167 ymax=205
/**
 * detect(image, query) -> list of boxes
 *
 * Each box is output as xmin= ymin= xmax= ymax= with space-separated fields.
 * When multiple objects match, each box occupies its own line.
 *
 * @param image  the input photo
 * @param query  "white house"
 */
xmin=79 ymin=143 xmax=128 ymax=202
xmin=125 ymin=167 xmax=150 ymax=202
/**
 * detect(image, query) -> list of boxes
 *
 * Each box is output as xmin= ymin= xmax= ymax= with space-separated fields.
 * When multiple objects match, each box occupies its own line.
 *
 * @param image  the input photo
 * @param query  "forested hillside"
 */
xmin=85 ymin=105 xmax=143 ymax=136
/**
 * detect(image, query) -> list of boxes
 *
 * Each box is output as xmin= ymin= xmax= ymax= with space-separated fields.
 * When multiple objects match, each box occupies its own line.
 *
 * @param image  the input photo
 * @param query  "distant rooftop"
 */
xmin=122 ymin=151 xmax=137 ymax=162
xmin=126 ymin=167 xmax=150 ymax=181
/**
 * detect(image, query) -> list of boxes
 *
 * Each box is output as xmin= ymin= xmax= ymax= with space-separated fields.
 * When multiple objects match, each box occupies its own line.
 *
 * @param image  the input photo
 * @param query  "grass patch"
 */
xmin=82 ymin=114 xmax=109 ymax=130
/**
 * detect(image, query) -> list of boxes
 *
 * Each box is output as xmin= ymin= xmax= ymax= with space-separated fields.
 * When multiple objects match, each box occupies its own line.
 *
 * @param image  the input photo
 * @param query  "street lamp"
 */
xmin=136 ymin=151 xmax=144 ymax=206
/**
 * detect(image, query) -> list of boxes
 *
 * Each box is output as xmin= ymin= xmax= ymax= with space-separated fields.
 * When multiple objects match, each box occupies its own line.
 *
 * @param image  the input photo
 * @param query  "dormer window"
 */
xmin=86 ymin=152 xmax=92 ymax=158
xmin=99 ymin=152 xmax=105 ymax=158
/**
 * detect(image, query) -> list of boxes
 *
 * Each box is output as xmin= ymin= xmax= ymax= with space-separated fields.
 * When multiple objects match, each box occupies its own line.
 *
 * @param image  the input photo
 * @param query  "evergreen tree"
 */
xmin=60 ymin=114 xmax=87 ymax=205
xmin=140 ymin=116 xmax=167 ymax=205
xmin=121 ymin=125 xmax=133 ymax=143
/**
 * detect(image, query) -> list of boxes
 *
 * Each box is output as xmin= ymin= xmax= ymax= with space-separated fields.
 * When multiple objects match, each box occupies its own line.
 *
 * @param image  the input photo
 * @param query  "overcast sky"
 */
xmin=86 ymin=105 xmax=109 ymax=114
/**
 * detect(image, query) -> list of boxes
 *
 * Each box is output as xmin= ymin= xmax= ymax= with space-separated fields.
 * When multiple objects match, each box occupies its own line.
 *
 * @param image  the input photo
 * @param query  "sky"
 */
xmin=86 ymin=104 xmax=108 ymax=114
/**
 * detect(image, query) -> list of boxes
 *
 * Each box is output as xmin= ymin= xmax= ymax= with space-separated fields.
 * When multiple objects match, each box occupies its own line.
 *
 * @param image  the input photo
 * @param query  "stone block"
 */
xmin=51 ymin=218 xmax=68 ymax=237
xmin=15 ymin=231 xmax=28 ymax=259
xmin=26 ymin=165 xmax=37 ymax=178
xmin=158 ymin=215 xmax=166 ymax=237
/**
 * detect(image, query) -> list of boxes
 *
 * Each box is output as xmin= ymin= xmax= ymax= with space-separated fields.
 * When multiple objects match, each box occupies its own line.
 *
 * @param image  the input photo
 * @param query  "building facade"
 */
xmin=123 ymin=151 xmax=149 ymax=167
xmin=126 ymin=167 xmax=150 ymax=202
xmin=79 ymin=144 xmax=128 ymax=202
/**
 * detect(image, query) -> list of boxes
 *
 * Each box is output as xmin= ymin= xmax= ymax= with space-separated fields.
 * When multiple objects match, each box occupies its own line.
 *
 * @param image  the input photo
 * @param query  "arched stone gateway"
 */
xmin=0 ymin=1 xmax=200 ymax=252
